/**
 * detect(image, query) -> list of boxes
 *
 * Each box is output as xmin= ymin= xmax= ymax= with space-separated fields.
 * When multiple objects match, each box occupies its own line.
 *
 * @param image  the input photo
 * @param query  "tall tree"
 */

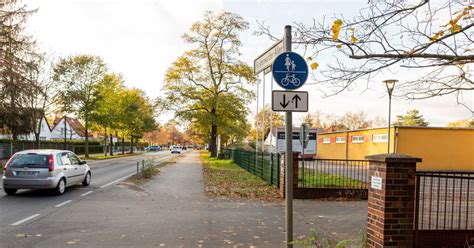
xmin=162 ymin=11 xmax=256 ymax=157
xmin=302 ymin=111 xmax=324 ymax=128
xmin=340 ymin=111 xmax=371 ymax=130
xmin=91 ymin=73 xmax=126 ymax=156
xmin=257 ymin=1 xmax=473 ymax=108
xmin=26 ymin=56 xmax=58 ymax=147
xmin=119 ymin=88 xmax=156 ymax=153
xmin=446 ymin=119 xmax=474 ymax=128
xmin=0 ymin=0 xmax=40 ymax=140
xmin=393 ymin=109 xmax=430 ymax=126
xmin=53 ymin=55 xmax=107 ymax=157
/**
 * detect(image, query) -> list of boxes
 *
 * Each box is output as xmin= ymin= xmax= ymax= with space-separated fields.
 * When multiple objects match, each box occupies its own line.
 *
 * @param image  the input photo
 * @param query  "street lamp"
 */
xmin=383 ymin=79 xmax=398 ymax=154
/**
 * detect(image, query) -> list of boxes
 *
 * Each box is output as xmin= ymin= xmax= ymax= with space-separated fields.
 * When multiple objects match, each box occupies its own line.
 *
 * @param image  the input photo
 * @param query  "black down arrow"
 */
xmin=280 ymin=94 xmax=290 ymax=108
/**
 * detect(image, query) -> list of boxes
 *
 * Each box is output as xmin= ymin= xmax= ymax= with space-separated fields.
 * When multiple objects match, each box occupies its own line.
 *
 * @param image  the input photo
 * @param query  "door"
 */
xmin=58 ymin=152 xmax=75 ymax=185
xmin=67 ymin=152 xmax=85 ymax=184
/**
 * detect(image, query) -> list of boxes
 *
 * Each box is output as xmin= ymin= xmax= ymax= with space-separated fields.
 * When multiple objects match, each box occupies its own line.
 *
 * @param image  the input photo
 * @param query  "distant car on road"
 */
xmin=171 ymin=146 xmax=182 ymax=154
xmin=144 ymin=145 xmax=161 ymax=152
xmin=2 ymin=150 xmax=92 ymax=196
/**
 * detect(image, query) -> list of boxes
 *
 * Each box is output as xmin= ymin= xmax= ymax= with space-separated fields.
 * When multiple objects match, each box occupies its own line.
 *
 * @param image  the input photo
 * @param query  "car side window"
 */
xmin=68 ymin=153 xmax=81 ymax=165
xmin=60 ymin=153 xmax=71 ymax=165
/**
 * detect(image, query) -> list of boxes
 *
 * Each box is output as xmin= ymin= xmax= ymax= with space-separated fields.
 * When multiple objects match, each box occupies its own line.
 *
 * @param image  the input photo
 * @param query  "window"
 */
xmin=68 ymin=153 xmax=81 ymax=165
xmin=322 ymin=137 xmax=331 ymax=144
xmin=352 ymin=136 xmax=364 ymax=143
xmin=373 ymin=134 xmax=388 ymax=143
xmin=336 ymin=137 xmax=346 ymax=143
xmin=60 ymin=153 xmax=71 ymax=165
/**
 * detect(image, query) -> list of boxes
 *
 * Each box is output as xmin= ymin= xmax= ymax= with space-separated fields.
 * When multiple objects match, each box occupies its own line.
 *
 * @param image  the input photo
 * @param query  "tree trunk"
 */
xmin=129 ymin=136 xmax=133 ymax=154
xmin=104 ymin=128 xmax=107 ymax=157
xmin=35 ymin=133 xmax=40 ymax=149
xmin=109 ymin=130 xmax=114 ymax=156
xmin=121 ymin=136 xmax=125 ymax=155
xmin=85 ymin=116 xmax=89 ymax=158
xmin=34 ymin=117 xmax=42 ymax=149
xmin=64 ymin=116 xmax=67 ymax=150
xmin=210 ymin=124 xmax=218 ymax=157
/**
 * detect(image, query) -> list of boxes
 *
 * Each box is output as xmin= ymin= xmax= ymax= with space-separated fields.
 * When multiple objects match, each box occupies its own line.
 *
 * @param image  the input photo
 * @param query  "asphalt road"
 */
xmin=0 ymin=151 xmax=368 ymax=248
xmin=0 ymin=151 xmax=175 ymax=228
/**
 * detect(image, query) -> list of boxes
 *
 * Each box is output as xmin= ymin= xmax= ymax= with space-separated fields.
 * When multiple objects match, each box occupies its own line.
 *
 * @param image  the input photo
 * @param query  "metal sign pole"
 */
xmin=262 ymin=74 xmax=266 ymax=152
xmin=284 ymin=24 xmax=293 ymax=248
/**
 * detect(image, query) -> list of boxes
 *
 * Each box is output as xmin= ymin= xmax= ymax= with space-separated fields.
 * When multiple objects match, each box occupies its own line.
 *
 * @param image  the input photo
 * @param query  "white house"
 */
xmin=2 ymin=116 xmax=88 ymax=141
xmin=19 ymin=117 xmax=53 ymax=141
xmin=49 ymin=116 xmax=87 ymax=141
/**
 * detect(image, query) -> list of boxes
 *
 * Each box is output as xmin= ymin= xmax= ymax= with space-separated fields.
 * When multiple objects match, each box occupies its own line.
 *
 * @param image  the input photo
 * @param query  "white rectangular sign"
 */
xmin=371 ymin=176 xmax=383 ymax=190
xmin=276 ymin=131 xmax=317 ymax=155
xmin=253 ymin=40 xmax=284 ymax=75
xmin=272 ymin=90 xmax=308 ymax=112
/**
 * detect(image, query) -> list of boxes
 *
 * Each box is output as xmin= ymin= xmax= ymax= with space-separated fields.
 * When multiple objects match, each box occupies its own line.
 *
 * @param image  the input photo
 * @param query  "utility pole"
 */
xmin=284 ymin=25 xmax=293 ymax=248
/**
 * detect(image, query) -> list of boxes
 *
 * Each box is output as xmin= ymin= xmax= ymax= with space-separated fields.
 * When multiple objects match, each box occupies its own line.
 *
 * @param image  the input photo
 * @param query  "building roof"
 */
xmin=52 ymin=116 xmax=89 ymax=137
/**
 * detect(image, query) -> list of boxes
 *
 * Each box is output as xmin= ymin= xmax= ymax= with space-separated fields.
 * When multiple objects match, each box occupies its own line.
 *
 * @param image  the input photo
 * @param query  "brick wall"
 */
xmin=365 ymin=154 xmax=421 ymax=248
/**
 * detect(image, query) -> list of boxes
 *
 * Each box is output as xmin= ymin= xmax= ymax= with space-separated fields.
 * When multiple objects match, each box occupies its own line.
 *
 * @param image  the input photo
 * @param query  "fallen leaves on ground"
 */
xmin=201 ymin=153 xmax=281 ymax=202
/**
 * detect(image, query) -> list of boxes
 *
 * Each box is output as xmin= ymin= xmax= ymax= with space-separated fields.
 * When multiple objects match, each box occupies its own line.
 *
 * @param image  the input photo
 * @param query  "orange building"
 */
xmin=317 ymin=126 xmax=474 ymax=171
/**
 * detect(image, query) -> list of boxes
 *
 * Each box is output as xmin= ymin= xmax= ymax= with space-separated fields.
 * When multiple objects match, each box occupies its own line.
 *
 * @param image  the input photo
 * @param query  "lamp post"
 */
xmin=383 ymin=79 xmax=398 ymax=154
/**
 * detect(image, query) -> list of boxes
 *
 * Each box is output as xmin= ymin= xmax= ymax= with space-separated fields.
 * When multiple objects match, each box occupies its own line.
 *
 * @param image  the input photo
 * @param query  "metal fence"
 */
xmin=415 ymin=171 xmax=474 ymax=247
xmin=228 ymin=149 xmax=281 ymax=187
xmin=297 ymin=158 xmax=369 ymax=189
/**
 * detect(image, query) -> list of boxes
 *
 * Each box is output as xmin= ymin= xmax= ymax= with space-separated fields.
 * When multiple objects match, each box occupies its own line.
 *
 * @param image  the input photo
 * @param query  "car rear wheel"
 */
xmin=55 ymin=178 xmax=66 ymax=195
xmin=4 ymin=188 xmax=17 ymax=195
xmin=82 ymin=172 xmax=91 ymax=186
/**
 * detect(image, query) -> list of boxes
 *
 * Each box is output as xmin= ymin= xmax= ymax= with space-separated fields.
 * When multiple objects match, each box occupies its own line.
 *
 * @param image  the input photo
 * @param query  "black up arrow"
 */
xmin=292 ymin=94 xmax=301 ymax=108
xmin=280 ymin=94 xmax=290 ymax=108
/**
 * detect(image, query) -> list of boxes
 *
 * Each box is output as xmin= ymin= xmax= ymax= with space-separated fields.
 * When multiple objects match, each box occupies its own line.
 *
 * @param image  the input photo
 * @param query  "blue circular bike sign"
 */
xmin=272 ymin=52 xmax=308 ymax=90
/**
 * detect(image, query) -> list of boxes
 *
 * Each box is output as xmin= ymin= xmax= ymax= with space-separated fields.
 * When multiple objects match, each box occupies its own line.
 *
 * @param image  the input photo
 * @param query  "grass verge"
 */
xmin=298 ymin=168 xmax=367 ymax=188
xmin=127 ymin=155 xmax=183 ymax=185
xmin=200 ymin=151 xmax=281 ymax=201
xmin=80 ymin=152 xmax=142 ymax=161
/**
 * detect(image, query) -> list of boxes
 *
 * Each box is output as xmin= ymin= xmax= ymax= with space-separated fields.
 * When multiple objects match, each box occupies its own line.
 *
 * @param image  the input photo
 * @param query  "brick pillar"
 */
xmin=279 ymin=152 xmax=300 ymax=198
xmin=365 ymin=153 xmax=421 ymax=248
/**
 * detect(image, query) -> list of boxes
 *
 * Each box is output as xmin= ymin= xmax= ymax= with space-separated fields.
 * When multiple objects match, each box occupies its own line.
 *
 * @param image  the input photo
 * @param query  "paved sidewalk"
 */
xmin=2 ymin=151 xmax=367 ymax=248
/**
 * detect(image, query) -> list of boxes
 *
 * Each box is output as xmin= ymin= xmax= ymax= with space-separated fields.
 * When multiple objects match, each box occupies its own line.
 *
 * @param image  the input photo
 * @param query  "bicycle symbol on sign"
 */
xmin=281 ymin=73 xmax=301 ymax=87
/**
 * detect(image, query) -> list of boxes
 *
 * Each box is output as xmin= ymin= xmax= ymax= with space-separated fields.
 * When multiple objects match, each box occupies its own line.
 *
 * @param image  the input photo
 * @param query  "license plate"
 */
xmin=17 ymin=171 xmax=38 ymax=176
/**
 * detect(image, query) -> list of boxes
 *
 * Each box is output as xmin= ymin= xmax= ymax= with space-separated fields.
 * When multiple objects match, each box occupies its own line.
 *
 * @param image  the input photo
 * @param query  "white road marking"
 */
xmin=100 ymin=173 xmax=136 ymax=188
xmin=11 ymin=214 xmax=40 ymax=226
xmin=55 ymin=200 xmax=72 ymax=208
xmin=81 ymin=190 xmax=94 ymax=196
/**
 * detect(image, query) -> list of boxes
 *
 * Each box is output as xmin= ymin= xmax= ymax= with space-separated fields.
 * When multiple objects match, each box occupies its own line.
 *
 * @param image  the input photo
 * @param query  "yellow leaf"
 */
xmin=450 ymin=23 xmax=462 ymax=33
xmin=430 ymin=30 xmax=444 ymax=41
xmin=310 ymin=62 xmax=319 ymax=70
xmin=350 ymin=35 xmax=358 ymax=43
xmin=336 ymin=44 xmax=342 ymax=49
xmin=331 ymin=19 xmax=343 ymax=41
xmin=307 ymin=56 xmax=313 ymax=61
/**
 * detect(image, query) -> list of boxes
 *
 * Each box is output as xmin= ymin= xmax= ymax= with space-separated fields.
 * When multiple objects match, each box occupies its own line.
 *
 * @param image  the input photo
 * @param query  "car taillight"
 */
xmin=48 ymin=154 xmax=55 ymax=172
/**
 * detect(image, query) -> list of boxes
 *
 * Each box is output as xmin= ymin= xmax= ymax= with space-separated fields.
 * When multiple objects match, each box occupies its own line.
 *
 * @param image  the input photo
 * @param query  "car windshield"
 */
xmin=8 ymin=154 xmax=50 ymax=168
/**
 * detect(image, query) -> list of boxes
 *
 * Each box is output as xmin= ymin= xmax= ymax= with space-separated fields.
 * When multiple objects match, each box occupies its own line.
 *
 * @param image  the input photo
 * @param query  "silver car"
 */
xmin=2 ymin=149 xmax=92 ymax=195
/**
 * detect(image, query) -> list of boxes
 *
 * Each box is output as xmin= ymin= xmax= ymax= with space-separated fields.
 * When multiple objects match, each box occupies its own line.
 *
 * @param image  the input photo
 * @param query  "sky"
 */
xmin=24 ymin=0 xmax=473 ymax=127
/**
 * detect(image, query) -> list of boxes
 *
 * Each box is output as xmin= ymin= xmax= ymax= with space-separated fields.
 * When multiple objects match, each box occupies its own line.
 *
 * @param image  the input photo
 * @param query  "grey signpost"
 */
xmin=259 ymin=25 xmax=309 ymax=248
xmin=284 ymin=25 xmax=293 ymax=248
